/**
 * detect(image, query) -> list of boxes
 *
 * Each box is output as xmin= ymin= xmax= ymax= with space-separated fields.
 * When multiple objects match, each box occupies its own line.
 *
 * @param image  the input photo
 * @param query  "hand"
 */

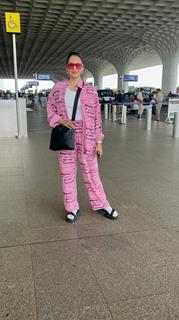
xmin=96 ymin=143 xmax=103 ymax=159
xmin=59 ymin=119 xmax=76 ymax=129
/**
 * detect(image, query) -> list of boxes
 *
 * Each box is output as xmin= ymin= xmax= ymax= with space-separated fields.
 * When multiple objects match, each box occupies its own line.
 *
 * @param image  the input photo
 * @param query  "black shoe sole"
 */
xmin=97 ymin=209 xmax=118 ymax=220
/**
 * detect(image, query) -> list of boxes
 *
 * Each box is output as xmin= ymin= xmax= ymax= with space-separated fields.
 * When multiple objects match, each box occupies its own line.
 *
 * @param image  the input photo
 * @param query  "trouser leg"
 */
xmin=116 ymin=105 xmax=120 ymax=116
xmin=58 ymin=150 xmax=79 ymax=212
xmin=138 ymin=103 xmax=144 ymax=117
xmin=78 ymin=150 xmax=110 ymax=210
xmin=156 ymin=103 xmax=162 ymax=120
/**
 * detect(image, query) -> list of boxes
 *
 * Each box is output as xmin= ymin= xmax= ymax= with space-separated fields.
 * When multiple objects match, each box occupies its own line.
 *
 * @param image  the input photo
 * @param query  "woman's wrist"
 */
xmin=96 ymin=140 xmax=102 ymax=144
xmin=59 ymin=119 xmax=65 ymax=125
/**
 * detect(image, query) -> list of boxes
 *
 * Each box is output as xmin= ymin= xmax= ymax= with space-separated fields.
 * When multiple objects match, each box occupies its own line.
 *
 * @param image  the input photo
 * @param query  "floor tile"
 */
xmin=37 ymin=304 xmax=113 ymax=320
xmin=125 ymin=229 xmax=179 ymax=266
xmin=0 ymin=245 xmax=37 ymax=320
xmin=148 ymin=207 xmax=179 ymax=227
xmin=0 ymin=281 xmax=37 ymax=320
xmin=80 ymin=235 xmax=166 ymax=302
xmin=31 ymin=241 xmax=107 ymax=318
xmin=109 ymin=294 xmax=175 ymax=320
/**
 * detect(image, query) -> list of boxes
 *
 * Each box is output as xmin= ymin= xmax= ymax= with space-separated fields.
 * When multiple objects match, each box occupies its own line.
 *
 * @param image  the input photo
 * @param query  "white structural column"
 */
xmin=116 ymin=65 xmax=129 ymax=92
xmin=83 ymin=69 xmax=93 ymax=82
xmin=161 ymin=50 xmax=179 ymax=94
xmin=117 ymin=72 xmax=123 ymax=91
xmin=93 ymin=72 xmax=103 ymax=89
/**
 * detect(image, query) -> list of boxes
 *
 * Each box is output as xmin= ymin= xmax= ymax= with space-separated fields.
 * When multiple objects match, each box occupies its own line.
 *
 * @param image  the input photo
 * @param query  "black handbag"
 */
xmin=49 ymin=86 xmax=82 ymax=151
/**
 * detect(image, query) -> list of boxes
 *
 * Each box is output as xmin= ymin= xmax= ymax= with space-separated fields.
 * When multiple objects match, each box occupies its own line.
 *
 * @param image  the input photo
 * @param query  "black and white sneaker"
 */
xmin=66 ymin=209 xmax=80 ymax=223
xmin=97 ymin=208 xmax=119 ymax=220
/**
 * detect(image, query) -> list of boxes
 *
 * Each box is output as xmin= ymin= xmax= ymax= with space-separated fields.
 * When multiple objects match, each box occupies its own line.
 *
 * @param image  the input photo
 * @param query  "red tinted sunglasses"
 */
xmin=67 ymin=63 xmax=84 ymax=70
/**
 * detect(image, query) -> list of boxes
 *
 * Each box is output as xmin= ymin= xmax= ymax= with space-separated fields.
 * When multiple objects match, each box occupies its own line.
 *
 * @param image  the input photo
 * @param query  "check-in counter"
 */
xmin=0 ymin=99 xmax=27 ymax=137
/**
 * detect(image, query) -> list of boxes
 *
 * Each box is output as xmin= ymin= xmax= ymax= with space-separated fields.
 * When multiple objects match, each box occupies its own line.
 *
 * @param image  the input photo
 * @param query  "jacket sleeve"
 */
xmin=47 ymin=86 xmax=61 ymax=128
xmin=94 ymin=89 xmax=104 ymax=142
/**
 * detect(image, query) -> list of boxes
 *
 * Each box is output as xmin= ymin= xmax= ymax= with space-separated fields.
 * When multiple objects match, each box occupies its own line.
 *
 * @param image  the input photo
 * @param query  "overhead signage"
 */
xmin=5 ymin=12 xmax=21 ymax=33
xmin=123 ymin=75 xmax=138 ymax=82
xmin=27 ymin=81 xmax=39 ymax=86
xmin=37 ymin=74 xmax=53 ymax=81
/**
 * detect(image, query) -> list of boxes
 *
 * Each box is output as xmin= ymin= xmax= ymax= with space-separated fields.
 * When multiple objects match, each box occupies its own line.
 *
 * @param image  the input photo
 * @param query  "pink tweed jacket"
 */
xmin=47 ymin=79 xmax=104 ymax=152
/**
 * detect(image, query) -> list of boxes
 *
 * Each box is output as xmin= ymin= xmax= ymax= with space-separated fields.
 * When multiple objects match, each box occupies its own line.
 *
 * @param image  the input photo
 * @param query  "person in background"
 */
xmin=38 ymin=92 xmax=42 ymax=104
xmin=47 ymin=52 xmax=119 ymax=223
xmin=116 ymin=89 xmax=124 ymax=119
xmin=136 ymin=88 xmax=144 ymax=119
xmin=155 ymin=89 xmax=164 ymax=121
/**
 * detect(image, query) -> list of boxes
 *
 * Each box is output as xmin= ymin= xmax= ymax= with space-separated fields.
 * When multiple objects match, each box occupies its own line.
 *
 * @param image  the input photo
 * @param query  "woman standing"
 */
xmin=47 ymin=52 xmax=118 ymax=223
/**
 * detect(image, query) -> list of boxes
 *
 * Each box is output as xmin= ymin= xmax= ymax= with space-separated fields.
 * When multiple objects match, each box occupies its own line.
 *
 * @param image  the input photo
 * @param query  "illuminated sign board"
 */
xmin=123 ymin=75 xmax=138 ymax=82
xmin=37 ymin=74 xmax=53 ymax=80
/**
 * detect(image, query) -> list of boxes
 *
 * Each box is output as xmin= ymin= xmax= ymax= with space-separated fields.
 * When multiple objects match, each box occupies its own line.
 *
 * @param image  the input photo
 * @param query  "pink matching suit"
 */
xmin=47 ymin=79 xmax=110 ymax=212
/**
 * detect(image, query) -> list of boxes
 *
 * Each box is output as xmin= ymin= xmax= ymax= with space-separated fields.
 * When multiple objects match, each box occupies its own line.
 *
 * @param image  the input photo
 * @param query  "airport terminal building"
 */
xmin=1 ymin=1 xmax=179 ymax=319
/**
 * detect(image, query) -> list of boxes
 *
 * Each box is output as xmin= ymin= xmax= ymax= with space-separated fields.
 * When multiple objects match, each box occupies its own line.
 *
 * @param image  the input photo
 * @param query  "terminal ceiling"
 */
xmin=0 ymin=0 xmax=179 ymax=79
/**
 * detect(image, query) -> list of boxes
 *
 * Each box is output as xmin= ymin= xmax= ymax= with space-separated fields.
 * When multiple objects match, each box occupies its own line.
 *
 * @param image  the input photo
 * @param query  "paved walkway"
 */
xmin=1 ymin=105 xmax=179 ymax=319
